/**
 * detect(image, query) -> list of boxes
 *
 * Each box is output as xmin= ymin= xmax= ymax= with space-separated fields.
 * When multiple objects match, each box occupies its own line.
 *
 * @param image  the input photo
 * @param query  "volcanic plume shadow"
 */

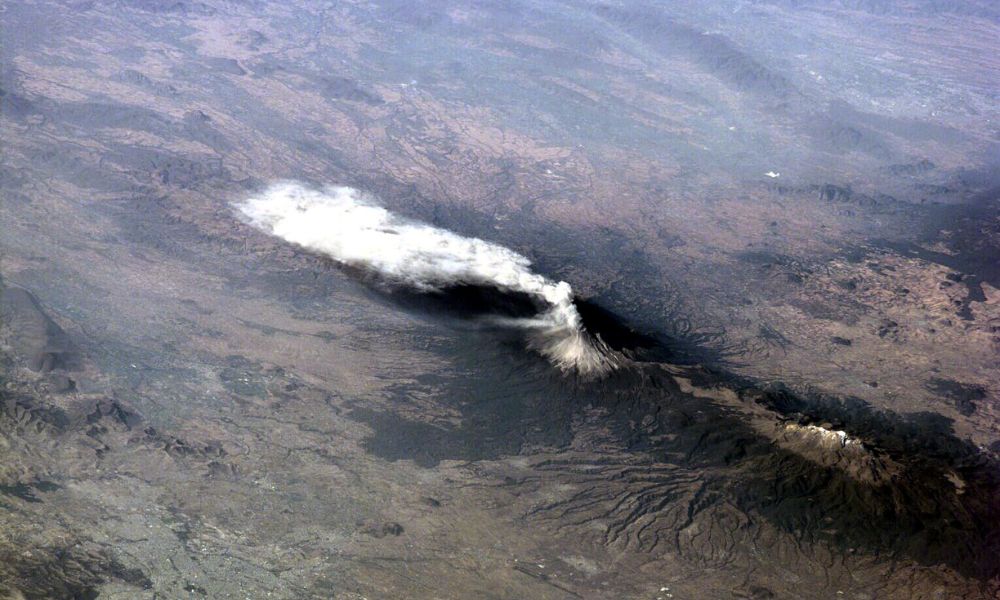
xmin=351 ymin=341 xmax=1000 ymax=584
xmin=373 ymin=281 xmax=681 ymax=361
xmin=573 ymin=298 xmax=670 ymax=360
xmin=385 ymin=282 xmax=547 ymax=322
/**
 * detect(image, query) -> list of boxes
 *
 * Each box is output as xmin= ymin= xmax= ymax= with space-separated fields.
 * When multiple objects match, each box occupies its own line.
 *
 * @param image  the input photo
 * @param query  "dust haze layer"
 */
xmin=236 ymin=181 xmax=620 ymax=376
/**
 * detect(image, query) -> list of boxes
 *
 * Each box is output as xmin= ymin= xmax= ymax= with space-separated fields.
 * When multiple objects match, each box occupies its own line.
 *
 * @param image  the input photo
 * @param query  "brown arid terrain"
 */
xmin=1 ymin=0 xmax=999 ymax=598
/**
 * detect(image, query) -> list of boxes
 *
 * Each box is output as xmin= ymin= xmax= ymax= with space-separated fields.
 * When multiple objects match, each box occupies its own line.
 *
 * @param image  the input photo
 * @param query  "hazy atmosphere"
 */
xmin=1 ymin=0 xmax=999 ymax=598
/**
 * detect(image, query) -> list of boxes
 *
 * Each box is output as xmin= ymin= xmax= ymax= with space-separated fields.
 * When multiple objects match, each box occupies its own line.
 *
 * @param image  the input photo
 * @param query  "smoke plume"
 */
xmin=236 ymin=181 xmax=619 ymax=376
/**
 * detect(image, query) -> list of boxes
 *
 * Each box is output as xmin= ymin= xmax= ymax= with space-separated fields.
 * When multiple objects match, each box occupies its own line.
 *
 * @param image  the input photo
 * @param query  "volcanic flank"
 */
xmin=236 ymin=181 xmax=620 ymax=376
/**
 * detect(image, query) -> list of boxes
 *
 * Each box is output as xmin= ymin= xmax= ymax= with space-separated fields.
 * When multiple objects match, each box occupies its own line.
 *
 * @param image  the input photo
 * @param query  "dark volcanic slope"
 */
xmin=2 ymin=0 xmax=999 ymax=598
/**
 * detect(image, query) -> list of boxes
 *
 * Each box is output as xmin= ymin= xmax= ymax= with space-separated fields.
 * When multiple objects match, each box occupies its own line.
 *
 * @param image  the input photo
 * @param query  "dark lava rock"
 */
xmin=876 ymin=319 xmax=899 ymax=339
xmin=885 ymin=159 xmax=935 ymax=176
xmin=322 ymin=76 xmax=383 ymax=105
xmin=361 ymin=521 xmax=405 ymax=538
xmin=926 ymin=378 xmax=987 ymax=416
xmin=817 ymin=184 xmax=854 ymax=203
